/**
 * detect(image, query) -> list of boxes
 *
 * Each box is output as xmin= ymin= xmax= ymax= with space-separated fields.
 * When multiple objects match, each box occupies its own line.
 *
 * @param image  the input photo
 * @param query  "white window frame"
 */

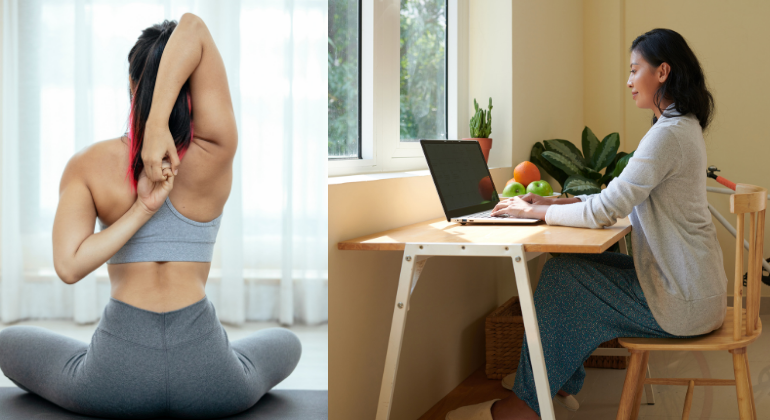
xmin=328 ymin=0 xmax=465 ymax=177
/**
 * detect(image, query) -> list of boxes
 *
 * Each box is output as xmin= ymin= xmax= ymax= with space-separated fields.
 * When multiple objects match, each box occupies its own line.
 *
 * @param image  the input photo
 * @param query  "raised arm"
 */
xmin=144 ymin=13 xmax=237 ymax=181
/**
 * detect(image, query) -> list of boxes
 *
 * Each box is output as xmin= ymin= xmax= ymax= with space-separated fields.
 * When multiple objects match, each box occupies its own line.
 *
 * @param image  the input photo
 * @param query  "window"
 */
xmin=328 ymin=0 xmax=460 ymax=176
xmin=328 ymin=0 xmax=361 ymax=159
xmin=399 ymin=0 xmax=447 ymax=143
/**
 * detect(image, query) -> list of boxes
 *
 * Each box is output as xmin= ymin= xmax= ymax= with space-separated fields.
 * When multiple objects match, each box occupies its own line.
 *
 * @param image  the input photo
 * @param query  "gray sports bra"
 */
xmin=98 ymin=196 xmax=223 ymax=264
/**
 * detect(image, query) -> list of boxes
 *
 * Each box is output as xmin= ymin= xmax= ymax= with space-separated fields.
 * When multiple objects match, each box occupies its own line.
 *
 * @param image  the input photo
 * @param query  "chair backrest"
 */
xmin=730 ymin=183 xmax=767 ymax=340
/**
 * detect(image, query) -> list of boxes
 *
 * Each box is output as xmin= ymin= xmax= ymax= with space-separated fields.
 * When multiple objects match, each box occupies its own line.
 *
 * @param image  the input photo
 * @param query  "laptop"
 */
xmin=420 ymin=139 xmax=540 ymax=225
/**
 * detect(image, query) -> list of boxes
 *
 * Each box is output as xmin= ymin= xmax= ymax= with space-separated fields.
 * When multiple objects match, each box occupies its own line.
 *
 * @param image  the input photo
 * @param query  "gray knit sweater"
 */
xmin=545 ymin=107 xmax=727 ymax=336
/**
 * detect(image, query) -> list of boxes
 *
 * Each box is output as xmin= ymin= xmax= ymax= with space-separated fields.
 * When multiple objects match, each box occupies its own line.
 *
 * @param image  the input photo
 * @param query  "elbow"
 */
xmin=180 ymin=12 xmax=204 ymax=30
xmin=595 ymin=217 xmax=619 ymax=229
xmin=58 ymin=273 xmax=76 ymax=285
xmin=586 ymin=213 xmax=618 ymax=229
xmin=54 ymin=261 xmax=77 ymax=285
xmin=60 ymin=271 xmax=79 ymax=285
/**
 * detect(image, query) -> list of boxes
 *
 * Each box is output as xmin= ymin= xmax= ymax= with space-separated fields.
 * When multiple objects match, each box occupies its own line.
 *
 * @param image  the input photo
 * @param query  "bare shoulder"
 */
xmin=63 ymin=138 xmax=119 ymax=186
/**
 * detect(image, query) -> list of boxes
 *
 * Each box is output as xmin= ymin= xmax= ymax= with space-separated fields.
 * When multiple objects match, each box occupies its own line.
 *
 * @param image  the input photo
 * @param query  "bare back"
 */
xmin=88 ymin=135 xmax=234 ymax=312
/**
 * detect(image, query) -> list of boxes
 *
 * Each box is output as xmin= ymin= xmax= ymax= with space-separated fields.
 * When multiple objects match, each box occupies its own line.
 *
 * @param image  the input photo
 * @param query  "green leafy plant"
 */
xmin=529 ymin=127 xmax=635 ymax=196
xmin=470 ymin=97 xmax=492 ymax=138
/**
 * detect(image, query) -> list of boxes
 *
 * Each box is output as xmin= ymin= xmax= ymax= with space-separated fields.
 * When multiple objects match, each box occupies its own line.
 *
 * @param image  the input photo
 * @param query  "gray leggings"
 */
xmin=0 ymin=295 xmax=301 ymax=419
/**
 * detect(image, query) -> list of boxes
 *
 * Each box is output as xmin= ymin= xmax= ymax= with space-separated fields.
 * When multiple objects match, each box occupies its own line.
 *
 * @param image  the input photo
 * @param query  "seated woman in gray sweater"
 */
xmin=447 ymin=29 xmax=725 ymax=420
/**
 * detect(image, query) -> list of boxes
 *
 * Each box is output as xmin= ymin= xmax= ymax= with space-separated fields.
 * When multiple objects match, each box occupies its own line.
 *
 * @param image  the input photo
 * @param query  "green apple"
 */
xmin=502 ymin=181 xmax=526 ymax=197
xmin=526 ymin=180 xmax=553 ymax=197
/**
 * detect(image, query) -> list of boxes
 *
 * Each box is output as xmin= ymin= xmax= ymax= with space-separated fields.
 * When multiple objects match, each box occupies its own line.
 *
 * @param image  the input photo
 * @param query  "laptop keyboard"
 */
xmin=465 ymin=210 xmax=509 ymax=219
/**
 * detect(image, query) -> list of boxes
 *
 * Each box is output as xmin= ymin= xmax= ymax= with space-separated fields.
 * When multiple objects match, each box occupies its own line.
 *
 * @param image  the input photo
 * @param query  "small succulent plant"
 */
xmin=470 ymin=97 xmax=492 ymax=138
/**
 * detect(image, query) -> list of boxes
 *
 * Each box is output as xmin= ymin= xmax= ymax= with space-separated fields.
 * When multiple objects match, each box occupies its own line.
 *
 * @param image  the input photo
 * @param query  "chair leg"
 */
xmin=630 ymin=351 xmax=650 ymax=420
xmin=617 ymin=350 xmax=647 ymax=420
xmin=643 ymin=364 xmax=655 ymax=405
xmin=732 ymin=348 xmax=753 ymax=420
xmin=742 ymin=350 xmax=757 ymax=420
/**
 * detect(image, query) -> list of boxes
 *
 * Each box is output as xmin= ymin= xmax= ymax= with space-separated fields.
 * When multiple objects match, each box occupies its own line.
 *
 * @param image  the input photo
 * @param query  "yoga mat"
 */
xmin=0 ymin=387 xmax=327 ymax=420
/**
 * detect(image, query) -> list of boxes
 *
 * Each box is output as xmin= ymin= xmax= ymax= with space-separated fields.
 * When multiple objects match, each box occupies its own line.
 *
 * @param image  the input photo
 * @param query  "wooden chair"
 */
xmin=615 ymin=183 xmax=767 ymax=420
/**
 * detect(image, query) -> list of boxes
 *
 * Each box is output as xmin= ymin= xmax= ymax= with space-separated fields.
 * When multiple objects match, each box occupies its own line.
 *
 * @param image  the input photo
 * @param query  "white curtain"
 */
xmin=1 ymin=0 xmax=328 ymax=326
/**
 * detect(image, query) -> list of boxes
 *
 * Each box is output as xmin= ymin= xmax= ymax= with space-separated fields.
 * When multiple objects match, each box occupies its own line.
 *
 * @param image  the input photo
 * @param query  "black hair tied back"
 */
xmin=125 ymin=19 xmax=193 ymax=194
xmin=630 ymin=28 xmax=714 ymax=130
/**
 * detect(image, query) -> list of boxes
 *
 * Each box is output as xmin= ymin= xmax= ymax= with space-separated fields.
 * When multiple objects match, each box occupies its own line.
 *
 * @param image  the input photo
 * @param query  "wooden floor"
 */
xmin=418 ymin=367 xmax=511 ymax=420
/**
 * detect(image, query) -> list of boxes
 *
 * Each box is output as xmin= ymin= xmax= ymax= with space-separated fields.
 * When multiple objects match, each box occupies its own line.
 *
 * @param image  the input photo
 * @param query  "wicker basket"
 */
xmin=485 ymin=296 xmax=627 ymax=380
xmin=584 ymin=338 xmax=628 ymax=369
xmin=485 ymin=296 xmax=525 ymax=379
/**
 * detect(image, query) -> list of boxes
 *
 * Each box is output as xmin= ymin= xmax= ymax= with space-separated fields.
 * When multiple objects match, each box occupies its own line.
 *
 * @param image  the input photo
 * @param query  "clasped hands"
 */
xmin=134 ymin=121 xmax=183 ymax=214
xmin=490 ymin=193 xmax=553 ymax=221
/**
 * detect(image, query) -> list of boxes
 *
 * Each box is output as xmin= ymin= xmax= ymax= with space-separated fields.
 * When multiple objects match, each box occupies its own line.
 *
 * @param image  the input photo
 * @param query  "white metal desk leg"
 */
xmin=375 ymin=244 xmax=423 ymax=420
xmin=644 ymin=364 xmax=655 ymax=404
xmin=511 ymin=245 xmax=556 ymax=420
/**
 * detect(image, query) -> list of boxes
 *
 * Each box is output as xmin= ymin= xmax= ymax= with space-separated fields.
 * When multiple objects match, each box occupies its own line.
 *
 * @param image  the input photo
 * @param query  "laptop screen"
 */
xmin=421 ymin=140 xmax=500 ymax=220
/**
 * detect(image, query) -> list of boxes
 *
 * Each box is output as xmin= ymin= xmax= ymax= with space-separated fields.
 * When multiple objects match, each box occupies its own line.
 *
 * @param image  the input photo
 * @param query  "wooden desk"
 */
xmin=339 ymin=217 xmax=632 ymax=420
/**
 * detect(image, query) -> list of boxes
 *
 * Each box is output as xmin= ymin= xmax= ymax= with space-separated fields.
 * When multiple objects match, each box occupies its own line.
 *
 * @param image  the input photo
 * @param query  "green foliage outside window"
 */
xmin=328 ymin=0 xmax=359 ymax=158
xmin=400 ymin=0 xmax=447 ymax=141
xmin=327 ymin=0 xmax=447 ymax=157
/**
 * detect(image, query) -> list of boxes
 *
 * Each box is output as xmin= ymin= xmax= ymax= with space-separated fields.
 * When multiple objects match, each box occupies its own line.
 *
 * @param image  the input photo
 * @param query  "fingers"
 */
xmin=141 ymin=149 xmax=159 ymax=182
xmin=490 ymin=208 xmax=512 ymax=217
xmin=168 ymin=145 xmax=181 ymax=175
xmin=144 ymin=158 xmax=161 ymax=183
xmin=140 ymin=136 xmax=179 ymax=182
xmin=493 ymin=202 xmax=510 ymax=212
xmin=518 ymin=193 xmax=536 ymax=204
xmin=161 ymin=167 xmax=175 ymax=188
xmin=146 ymin=156 xmax=175 ymax=181
xmin=491 ymin=202 xmax=513 ymax=217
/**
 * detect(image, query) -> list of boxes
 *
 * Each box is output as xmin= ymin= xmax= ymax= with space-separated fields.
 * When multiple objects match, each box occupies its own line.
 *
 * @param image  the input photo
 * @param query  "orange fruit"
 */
xmin=513 ymin=161 xmax=540 ymax=187
xmin=505 ymin=177 xmax=516 ymax=187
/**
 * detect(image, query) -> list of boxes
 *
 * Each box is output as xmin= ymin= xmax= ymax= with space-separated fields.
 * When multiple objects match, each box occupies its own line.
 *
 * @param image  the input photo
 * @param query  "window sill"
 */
xmin=328 ymin=166 xmax=511 ymax=186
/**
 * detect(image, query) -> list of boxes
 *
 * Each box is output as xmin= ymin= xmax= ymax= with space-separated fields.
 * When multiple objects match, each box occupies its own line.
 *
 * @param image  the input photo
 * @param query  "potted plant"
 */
xmin=464 ymin=98 xmax=493 ymax=163
xmin=529 ymin=126 xmax=635 ymax=196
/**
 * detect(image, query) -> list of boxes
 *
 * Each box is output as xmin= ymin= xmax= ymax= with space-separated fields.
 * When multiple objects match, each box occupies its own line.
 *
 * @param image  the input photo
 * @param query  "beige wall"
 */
xmin=469 ymin=1 xmax=512 ymax=168
xmin=583 ymin=0 xmax=626 ymax=148
xmin=328 ymin=1 xmax=585 ymax=419
xmin=511 ymin=0 xmax=585 ymax=170
xmin=583 ymin=0 xmax=770 ymax=296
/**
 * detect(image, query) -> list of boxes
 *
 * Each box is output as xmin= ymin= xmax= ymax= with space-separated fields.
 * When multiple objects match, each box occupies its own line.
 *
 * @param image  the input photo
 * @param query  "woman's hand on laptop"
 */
xmin=491 ymin=196 xmax=549 ymax=220
xmin=520 ymin=192 xmax=582 ymax=206
xmin=517 ymin=193 xmax=553 ymax=205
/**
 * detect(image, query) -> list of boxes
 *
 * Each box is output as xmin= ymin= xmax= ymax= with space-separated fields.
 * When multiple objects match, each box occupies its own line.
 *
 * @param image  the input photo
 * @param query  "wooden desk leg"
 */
xmin=375 ymin=244 xmax=422 ymax=420
xmin=511 ymin=245 xmax=557 ymax=420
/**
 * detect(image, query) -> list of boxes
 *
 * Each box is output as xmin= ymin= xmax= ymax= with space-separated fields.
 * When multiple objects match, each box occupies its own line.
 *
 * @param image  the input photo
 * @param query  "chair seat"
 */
xmin=619 ymin=307 xmax=762 ymax=351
